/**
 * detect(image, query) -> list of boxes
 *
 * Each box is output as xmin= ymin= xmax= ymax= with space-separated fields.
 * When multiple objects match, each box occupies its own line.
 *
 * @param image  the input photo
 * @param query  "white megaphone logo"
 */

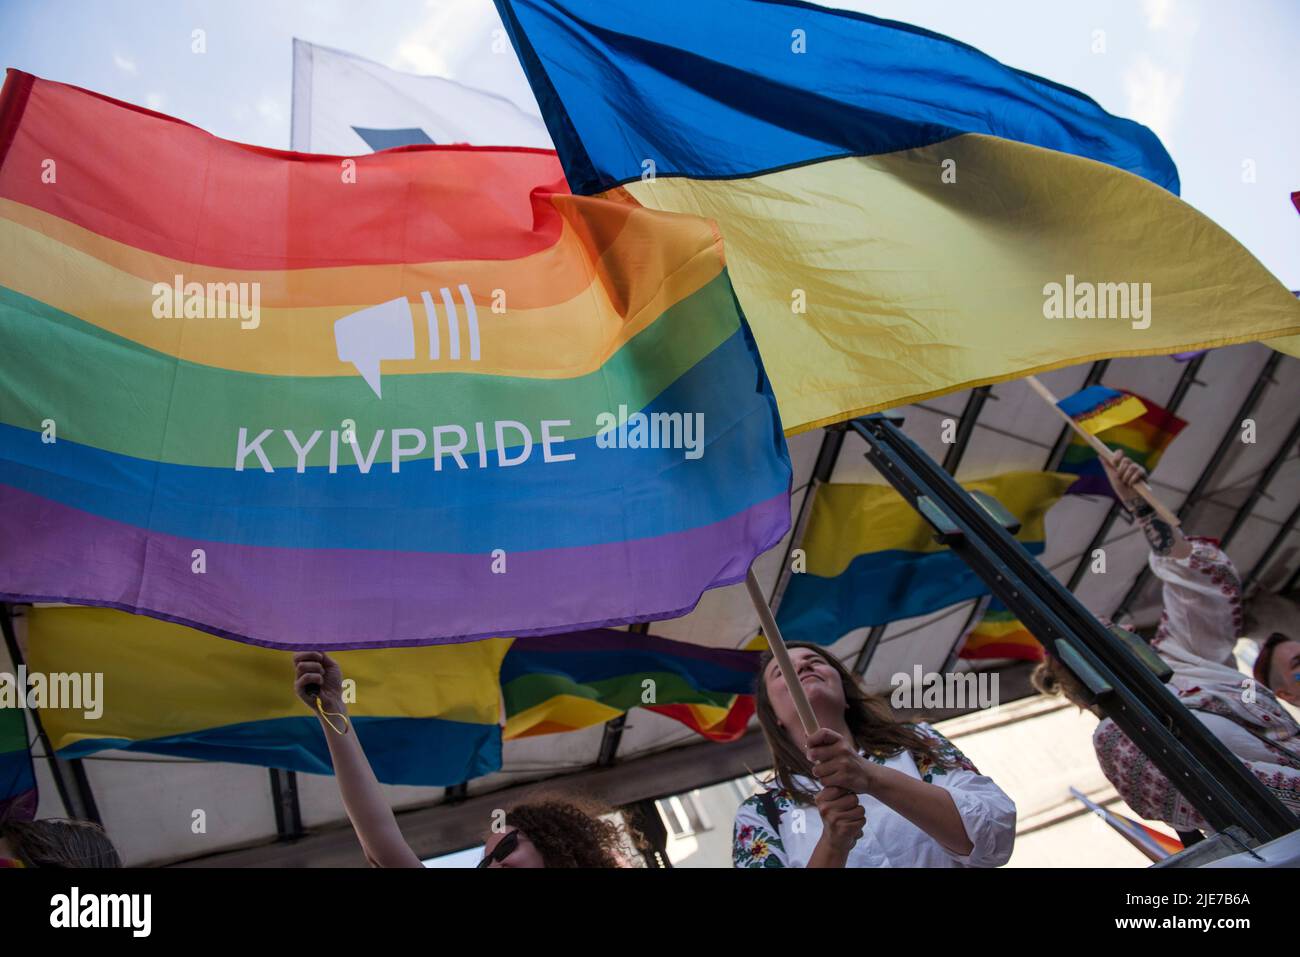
xmin=334 ymin=298 xmax=415 ymax=398
xmin=334 ymin=285 xmax=480 ymax=398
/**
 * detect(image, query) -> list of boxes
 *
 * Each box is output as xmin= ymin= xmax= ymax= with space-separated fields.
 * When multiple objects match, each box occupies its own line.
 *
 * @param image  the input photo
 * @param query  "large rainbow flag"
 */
xmin=26 ymin=606 xmax=509 ymax=786
xmin=1059 ymin=390 xmax=1188 ymax=498
xmin=501 ymin=630 xmax=759 ymax=739
xmin=0 ymin=71 xmax=791 ymax=650
xmin=497 ymin=0 xmax=1300 ymax=433
xmin=777 ymin=472 xmax=1074 ymax=645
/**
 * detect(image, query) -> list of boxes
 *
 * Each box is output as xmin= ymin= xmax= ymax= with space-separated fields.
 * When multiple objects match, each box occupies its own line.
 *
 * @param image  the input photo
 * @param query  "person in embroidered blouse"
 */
xmin=1033 ymin=449 xmax=1300 ymax=832
xmin=732 ymin=641 xmax=1016 ymax=868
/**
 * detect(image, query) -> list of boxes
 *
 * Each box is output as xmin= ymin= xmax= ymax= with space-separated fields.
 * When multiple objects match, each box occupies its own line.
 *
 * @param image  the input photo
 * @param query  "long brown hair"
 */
xmin=755 ymin=641 xmax=950 ymax=804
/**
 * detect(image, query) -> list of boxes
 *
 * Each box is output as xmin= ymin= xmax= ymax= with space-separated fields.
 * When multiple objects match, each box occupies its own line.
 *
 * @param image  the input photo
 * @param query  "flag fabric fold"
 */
xmin=497 ymin=0 xmax=1300 ymax=433
xmin=0 ymin=703 xmax=37 ymax=821
xmin=0 ymin=70 xmax=791 ymax=650
xmin=501 ymin=629 xmax=759 ymax=739
xmin=645 ymin=696 xmax=756 ymax=743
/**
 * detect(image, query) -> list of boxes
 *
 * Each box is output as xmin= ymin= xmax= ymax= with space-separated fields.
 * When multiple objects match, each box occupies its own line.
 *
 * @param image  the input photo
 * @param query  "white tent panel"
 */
xmin=861 ymin=604 xmax=973 ymax=693
xmin=83 ymin=754 xmax=277 ymax=866
xmin=613 ymin=707 xmax=711 ymax=761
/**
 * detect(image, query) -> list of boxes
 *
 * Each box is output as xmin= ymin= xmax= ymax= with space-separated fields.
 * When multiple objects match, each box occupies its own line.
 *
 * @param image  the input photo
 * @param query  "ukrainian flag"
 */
xmin=27 ymin=606 xmax=509 ymax=786
xmin=777 ymin=472 xmax=1074 ymax=645
xmin=498 ymin=0 xmax=1300 ymax=433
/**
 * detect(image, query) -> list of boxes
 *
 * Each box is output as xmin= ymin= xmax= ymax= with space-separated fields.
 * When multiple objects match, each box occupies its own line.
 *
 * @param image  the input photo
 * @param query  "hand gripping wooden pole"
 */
xmin=1026 ymin=376 xmax=1181 ymax=527
xmin=745 ymin=567 xmax=820 ymax=737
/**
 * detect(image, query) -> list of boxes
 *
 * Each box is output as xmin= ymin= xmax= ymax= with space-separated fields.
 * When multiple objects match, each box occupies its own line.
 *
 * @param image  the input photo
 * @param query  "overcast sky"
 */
xmin=1 ymin=0 xmax=1295 ymax=286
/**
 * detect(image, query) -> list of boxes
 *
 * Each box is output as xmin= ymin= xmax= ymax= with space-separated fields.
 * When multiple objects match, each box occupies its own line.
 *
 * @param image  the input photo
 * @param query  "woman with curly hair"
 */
xmin=478 ymin=795 xmax=629 ymax=868
xmin=292 ymin=651 xmax=631 ymax=868
xmin=733 ymin=641 xmax=1015 ymax=868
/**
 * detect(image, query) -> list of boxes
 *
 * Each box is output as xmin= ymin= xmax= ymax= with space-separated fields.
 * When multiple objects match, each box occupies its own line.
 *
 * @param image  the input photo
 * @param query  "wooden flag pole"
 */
xmin=745 ymin=567 xmax=820 ymax=737
xmin=1026 ymin=376 xmax=1181 ymax=527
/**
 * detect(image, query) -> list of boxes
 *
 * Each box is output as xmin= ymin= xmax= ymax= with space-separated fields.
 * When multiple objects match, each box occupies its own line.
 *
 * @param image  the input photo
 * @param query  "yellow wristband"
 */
xmin=315 ymin=695 xmax=351 ymax=735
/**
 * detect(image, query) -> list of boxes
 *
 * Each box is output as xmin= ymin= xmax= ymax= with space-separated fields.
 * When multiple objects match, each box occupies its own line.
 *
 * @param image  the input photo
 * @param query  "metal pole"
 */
xmin=768 ymin=426 xmax=845 ymax=611
xmin=942 ymin=385 xmax=992 ymax=474
xmin=1244 ymin=493 xmax=1300 ymax=591
xmin=849 ymin=415 xmax=1295 ymax=841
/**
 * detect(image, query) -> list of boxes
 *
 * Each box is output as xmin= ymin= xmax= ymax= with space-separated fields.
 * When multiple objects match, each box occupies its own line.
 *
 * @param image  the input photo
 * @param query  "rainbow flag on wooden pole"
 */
xmin=1070 ymin=787 xmax=1184 ymax=862
xmin=1059 ymin=390 xmax=1188 ymax=499
xmin=1028 ymin=377 xmax=1181 ymax=527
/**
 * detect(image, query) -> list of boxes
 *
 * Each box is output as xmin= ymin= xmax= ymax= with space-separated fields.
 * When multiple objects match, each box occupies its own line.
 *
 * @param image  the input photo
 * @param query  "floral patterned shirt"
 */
xmin=732 ymin=723 xmax=1015 ymax=868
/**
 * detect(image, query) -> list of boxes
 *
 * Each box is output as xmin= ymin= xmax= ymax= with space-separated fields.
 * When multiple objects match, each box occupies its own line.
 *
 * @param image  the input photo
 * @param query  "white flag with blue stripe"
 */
xmin=290 ymin=38 xmax=552 ymax=153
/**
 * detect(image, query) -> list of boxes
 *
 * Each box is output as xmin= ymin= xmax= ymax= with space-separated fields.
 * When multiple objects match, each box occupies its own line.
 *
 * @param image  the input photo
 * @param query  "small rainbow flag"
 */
xmin=0 ymin=71 xmax=791 ymax=650
xmin=959 ymin=598 xmax=1044 ymax=662
xmin=501 ymin=630 xmax=759 ymax=740
xmin=1070 ymin=787 xmax=1184 ymax=862
xmin=1059 ymin=390 xmax=1188 ymax=498
xmin=1056 ymin=385 xmax=1148 ymax=436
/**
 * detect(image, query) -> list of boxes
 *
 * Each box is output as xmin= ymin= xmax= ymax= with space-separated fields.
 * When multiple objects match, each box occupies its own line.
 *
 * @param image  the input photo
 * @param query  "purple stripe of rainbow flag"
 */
xmin=1 ymin=485 xmax=789 ymax=650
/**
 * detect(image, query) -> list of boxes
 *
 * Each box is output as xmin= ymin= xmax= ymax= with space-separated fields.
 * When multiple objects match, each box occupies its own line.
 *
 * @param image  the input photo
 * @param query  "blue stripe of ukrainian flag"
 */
xmin=496 ymin=0 xmax=1178 ymax=192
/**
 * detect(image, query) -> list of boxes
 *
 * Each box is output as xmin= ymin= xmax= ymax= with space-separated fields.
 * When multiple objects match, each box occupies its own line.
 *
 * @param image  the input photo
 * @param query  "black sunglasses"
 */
xmin=477 ymin=829 xmax=521 ymax=868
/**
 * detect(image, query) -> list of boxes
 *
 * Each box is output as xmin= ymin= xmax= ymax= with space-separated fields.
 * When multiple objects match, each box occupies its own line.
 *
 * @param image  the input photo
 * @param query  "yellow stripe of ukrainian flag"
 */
xmin=624 ymin=134 xmax=1300 ymax=434
xmin=26 ymin=606 xmax=509 ymax=749
xmin=802 ymin=471 xmax=1076 ymax=579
